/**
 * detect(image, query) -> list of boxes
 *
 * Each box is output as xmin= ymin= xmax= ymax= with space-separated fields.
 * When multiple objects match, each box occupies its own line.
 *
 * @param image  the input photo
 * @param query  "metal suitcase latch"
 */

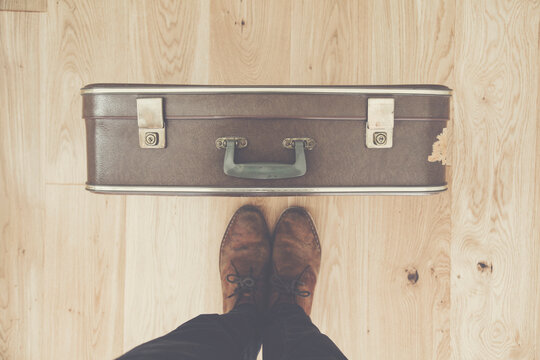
xmin=366 ymin=98 xmax=394 ymax=148
xmin=137 ymin=98 xmax=166 ymax=148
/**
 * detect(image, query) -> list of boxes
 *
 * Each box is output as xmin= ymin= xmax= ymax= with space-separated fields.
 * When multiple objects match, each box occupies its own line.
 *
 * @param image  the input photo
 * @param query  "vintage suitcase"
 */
xmin=82 ymin=84 xmax=451 ymax=196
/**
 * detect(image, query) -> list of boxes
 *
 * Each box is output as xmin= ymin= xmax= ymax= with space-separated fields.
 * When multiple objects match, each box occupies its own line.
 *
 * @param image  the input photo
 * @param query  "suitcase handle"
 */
xmin=221 ymin=139 xmax=309 ymax=179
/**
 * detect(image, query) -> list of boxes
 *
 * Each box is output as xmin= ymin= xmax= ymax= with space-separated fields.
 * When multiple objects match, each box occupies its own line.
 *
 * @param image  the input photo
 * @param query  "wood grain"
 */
xmin=122 ymin=197 xmax=240 ymax=352
xmin=368 ymin=0 xmax=454 ymax=84
xmin=0 ymin=0 xmax=46 ymax=12
xmin=290 ymin=0 xmax=364 ymax=84
xmin=209 ymin=0 xmax=291 ymax=84
xmin=536 ymin=36 xmax=540 ymax=359
xmin=42 ymin=185 xmax=125 ymax=359
xmin=362 ymin=196 xmax=451 ymax=360
xmin=531 ymin=35 xmax=540 ymax=359
xmin=44 ymin=0 xmax=129 ymax=185
xmin=452 ymin=0 xmax=539 ymax=359
xmin=0 ymin=11 xmax=44 ymax=359
xmin=127 ymin=0 xmax=209 ymax=84
xmin=0 ymin=0 xmax=538 ymax=359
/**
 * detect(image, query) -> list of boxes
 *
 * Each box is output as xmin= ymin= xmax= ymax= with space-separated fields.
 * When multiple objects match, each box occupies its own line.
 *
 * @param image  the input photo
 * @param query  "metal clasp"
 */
xmin=215 ymin=137 xmax=248 ymax=149
xmin=282 ymin=137 xmax=316 ymax=150
xmin=137 ymin=98 xmax=165 ymax=148
xmin=366 ymin=98 xmax=394 ymax=148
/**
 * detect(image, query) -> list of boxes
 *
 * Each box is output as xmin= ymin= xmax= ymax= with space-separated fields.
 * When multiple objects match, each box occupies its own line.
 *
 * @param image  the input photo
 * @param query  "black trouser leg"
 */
xmin=262 ymin=303 xmax=348 ymax=360
xmin=117 ymin=304 xmax=261 ymax=360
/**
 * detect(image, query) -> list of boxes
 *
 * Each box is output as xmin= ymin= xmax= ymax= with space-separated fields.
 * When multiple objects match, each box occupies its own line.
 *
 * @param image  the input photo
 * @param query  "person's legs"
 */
xmin=263 ymin=207 xmax=347 ymax=360
xmin=117 ymin=205 xmax=272 ymax=360
xmin=118 ymin=303 xmax=260 ymax=360
xmin=263 ymin=303 xmax=346 ymax=360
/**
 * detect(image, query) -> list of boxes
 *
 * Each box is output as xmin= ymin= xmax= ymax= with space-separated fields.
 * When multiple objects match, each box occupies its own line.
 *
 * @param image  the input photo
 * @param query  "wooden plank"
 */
xmin=39 ymin=2 xmax=131 ymax=358
xmin=0 ymin=11 xmax=44 ymax=359
xmin=122 ymin=0 xmax=290 ymax=354
xmin=0 ymin=0 xmax=46 ymax=12
xmin=352 ymin=1 xmax=453 ymax=359
xmin=362 ymin=196 xmax=451 ymax=360
xmin=290 ymin=8 xmax=452 ymax=360
xmin=209 ymin=0 xmax=291 ymax=84
xmin=127 ymin=0 xmax=209 ymax=84
xmin=123 ymin=197 xmax=237 ymax=350
xmin=536 ymin=55 xmax=540 ymax=360
xmin=368 ymin=0 xmax=454 ymax=84
xmin=121 ymin=0 xmax=210 ymax=352
xmin=44 ymin=0 xmax=129 ymax=185
xmin=290 ymin=0 xmax=364 ymax=84
xmin=288 ymin=4 xmax=367 ymax=355
xmin=288 ymin=2 xmax=367 ymax=357
xmin=452 ymin=0 xmax=539 ymax=359
xmin=42 ymin=185 xmax=126 ymax=359
xmin=536 ymin=46 xmax=540 ymax=360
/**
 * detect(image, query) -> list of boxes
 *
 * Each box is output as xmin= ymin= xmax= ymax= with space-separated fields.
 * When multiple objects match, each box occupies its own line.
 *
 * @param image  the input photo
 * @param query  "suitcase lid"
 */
xmin=81 ymin=84 xmax=451 ymax=121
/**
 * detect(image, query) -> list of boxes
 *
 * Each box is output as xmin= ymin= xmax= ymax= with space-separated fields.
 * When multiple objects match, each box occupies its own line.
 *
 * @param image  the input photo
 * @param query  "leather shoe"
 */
xmin=219 ymin=205 xmax=271 ymax=313
xmin=269 ymin=207 xmax=321 ymax=316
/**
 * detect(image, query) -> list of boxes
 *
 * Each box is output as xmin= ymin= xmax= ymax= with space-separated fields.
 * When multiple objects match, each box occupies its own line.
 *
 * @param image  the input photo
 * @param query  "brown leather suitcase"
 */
xmin=82 ymin=84 xmax=451 ymax=196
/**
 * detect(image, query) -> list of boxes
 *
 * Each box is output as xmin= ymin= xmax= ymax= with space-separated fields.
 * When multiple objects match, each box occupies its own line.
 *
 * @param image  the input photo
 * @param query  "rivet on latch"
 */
xmin=373 ymin=132 xmax=387 ymax=146
xmin=144 ymin=132 xmax=159 ymax=146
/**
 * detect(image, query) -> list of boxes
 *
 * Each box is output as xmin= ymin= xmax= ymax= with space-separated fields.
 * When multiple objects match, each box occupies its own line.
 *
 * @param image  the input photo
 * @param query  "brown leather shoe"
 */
xmin=219 ymin=205 xmax=271 ymax=313
xmin=269 ymin=207 xmax=321 ymax=316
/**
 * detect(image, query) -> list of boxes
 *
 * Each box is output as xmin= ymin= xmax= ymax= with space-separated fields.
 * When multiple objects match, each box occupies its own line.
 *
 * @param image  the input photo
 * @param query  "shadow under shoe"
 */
xmin=270 ymin=207 xmax=321 ymax=316
xmin=219 ymin=205 xmax=272 ymax=314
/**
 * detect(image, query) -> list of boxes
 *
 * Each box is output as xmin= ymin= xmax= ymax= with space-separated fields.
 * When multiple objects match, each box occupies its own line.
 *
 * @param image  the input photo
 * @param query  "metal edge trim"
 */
xmin=85 ymin=184 xmax=448 ymax=195
xmin=81 ymin=87 xmax=452 ymax=96
xmin=86 ymin=115 xmax=450 ymax=122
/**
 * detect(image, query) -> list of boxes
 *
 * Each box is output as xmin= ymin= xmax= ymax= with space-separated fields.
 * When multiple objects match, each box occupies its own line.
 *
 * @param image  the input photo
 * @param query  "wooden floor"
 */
xmin=0 ymin=0 xmax=538 ymax=359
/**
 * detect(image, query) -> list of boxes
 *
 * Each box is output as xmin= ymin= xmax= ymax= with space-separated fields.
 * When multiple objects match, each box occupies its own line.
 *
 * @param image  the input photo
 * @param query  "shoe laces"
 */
xmin=270 ymin=264 xmax=311 ymax=299
xmin=226 ymin=261 xmax=258 ymax=301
